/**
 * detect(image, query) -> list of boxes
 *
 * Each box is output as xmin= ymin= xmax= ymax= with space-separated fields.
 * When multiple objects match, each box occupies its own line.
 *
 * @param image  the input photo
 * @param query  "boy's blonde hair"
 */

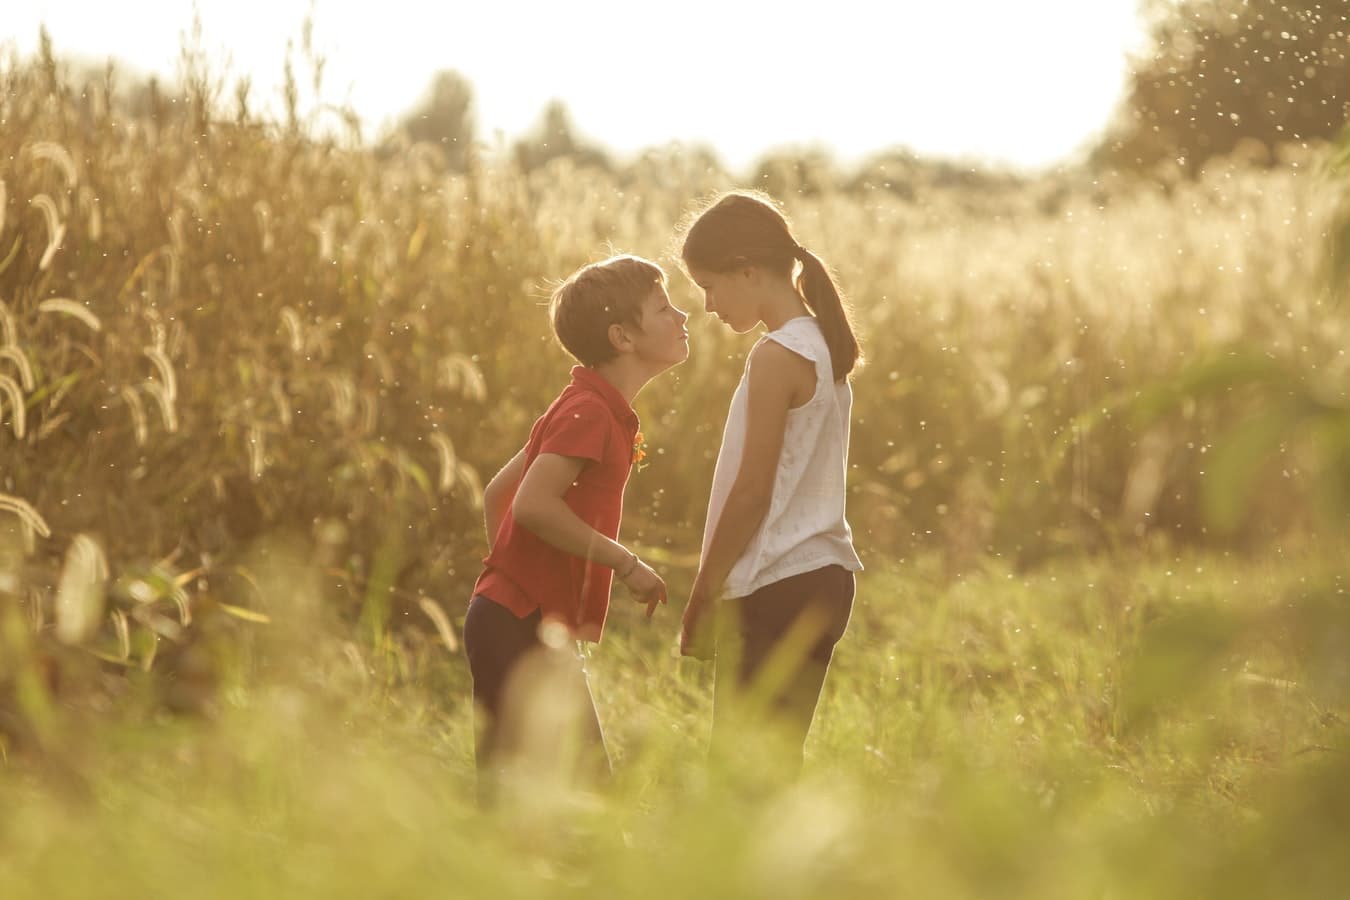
xmin=550 ymin=254 xmax=665 ymax=367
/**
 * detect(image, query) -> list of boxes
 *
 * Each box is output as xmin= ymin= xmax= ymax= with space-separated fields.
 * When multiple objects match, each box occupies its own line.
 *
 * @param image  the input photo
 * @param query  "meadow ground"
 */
xmin=2 ymin=545 xmax=1347 ymax=900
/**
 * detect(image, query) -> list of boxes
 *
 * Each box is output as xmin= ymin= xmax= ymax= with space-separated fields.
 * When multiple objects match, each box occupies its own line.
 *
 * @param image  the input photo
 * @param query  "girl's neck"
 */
xmin=759 ymin=281 xmax=811 ymax=332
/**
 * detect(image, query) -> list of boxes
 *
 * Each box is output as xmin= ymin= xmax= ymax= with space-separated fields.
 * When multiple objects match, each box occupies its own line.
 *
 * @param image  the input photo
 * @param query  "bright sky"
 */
xmin=5 ymin=0 xmax=1150 ymax=173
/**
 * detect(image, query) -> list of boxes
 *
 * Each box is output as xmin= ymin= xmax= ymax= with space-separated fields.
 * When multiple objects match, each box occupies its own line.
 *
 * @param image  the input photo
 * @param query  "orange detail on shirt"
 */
xmin=632 ymin=430 xmax=647 ymax=466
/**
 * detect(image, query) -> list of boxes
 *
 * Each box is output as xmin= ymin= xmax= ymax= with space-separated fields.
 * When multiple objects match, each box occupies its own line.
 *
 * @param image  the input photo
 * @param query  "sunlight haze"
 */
xmin=6 ymin=0 xmax=1149 ymax=171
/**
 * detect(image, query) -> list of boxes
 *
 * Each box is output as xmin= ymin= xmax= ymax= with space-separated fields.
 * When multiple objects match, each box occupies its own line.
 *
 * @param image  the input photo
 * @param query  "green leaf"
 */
xmin=218 ymin=602 xmax=272 ymax=624
xmin=1133 ymin=351 xmax=1297 ymax=424
xmin=1203 ymin=404 xmax=1307 ymax=533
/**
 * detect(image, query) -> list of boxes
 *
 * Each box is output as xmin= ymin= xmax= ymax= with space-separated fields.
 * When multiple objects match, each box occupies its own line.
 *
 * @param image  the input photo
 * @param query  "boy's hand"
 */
xmin=619 ymin=557 xmax=667 ymax=618
xmin=679 ymin=582 xmax=716 ymax=659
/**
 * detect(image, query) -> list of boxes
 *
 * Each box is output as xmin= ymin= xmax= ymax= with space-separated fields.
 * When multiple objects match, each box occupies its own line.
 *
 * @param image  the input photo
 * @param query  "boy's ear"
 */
xmin=607 ymin=321 xmax=634 ymax=355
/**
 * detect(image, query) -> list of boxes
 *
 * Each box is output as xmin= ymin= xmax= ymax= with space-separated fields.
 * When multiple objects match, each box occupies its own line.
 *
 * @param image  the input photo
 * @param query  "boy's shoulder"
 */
xmin=527 ymin=366 xmax=635 ymax=457
xmin=546 ymin=382 xmax=611 ymax=420
xmin=548 ymin=368 xmax=631 ymax=423
xmin=528 ymin=383 xmax=624 ymax=466
xmin=530 ymin=384 xmax=616 ymax=441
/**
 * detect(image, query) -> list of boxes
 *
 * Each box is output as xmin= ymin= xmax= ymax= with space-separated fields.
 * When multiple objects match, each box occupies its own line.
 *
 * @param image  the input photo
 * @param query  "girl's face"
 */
xmin=686 ymin=265 xmax=760 ymax=334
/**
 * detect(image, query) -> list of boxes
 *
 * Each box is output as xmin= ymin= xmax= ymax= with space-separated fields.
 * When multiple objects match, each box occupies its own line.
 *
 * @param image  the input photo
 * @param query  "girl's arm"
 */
xmin=512 ymin=453 xmax=667 ymax=615
xmin=682 ymin=342 xmax=812 ymax=655
xmin=482 ymin=447 xmax=528 ymax=550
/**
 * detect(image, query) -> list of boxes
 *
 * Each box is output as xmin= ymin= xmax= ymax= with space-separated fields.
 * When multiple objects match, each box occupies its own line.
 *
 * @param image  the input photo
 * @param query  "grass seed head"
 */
xmin=38 ymin=298 xmax=102 ymax=332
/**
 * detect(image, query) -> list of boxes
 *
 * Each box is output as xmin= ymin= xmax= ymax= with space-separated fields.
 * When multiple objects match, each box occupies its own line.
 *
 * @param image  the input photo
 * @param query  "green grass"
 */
xmin=3 ymin=547 xmax=1346 ymax=899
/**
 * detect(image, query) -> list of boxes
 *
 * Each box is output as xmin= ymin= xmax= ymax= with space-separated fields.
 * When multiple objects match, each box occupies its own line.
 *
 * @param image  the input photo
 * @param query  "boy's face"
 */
xmin=628 ymin=284 xmax=689 ymax=370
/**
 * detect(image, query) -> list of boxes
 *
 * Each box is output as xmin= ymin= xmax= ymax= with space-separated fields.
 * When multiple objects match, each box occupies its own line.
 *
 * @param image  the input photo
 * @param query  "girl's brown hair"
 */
xmin=680 ymin=191 xmax=861 ymax=381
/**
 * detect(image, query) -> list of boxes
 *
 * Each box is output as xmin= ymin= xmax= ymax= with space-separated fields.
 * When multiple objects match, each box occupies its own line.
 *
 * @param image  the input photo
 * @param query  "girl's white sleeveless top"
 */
xmin=701 ymin=316 xmax=863 ymax=599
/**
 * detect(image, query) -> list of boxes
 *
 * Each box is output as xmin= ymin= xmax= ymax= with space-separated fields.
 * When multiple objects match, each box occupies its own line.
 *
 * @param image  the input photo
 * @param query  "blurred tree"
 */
xmin=399 ymin=69 xmax=477 ymax=170
xmin=122 ymin=74 xmax=188 ymax=125
xmin=619 ymin=142 xmax=727 ymax=187
xmin=750 ymin=148 xmax=839 ymax=196
xmin=514 ymin=99 xmax=611 ymax=172
xmin=1095 ymin=0 xmax=1349 ymax=174
xmin=846 ymin=149 xmax=925 ymax=199
xmin=846 ymin=148 xmax=1027 ymax=200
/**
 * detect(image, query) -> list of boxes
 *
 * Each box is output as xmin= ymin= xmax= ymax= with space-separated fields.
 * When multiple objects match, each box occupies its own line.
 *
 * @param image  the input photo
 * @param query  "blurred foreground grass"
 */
xmin=2 ymin=546 xmax=1346 ymax=899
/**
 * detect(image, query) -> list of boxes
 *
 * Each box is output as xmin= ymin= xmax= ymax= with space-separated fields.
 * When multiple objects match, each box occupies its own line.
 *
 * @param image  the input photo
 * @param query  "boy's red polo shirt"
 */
xmin=473 ymin=365 xmax=640 ymax=643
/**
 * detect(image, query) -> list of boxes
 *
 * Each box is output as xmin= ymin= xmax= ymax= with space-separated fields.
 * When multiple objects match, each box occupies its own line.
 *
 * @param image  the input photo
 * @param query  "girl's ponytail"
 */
xmin=794 ymin=246 xmax=861 ymax=382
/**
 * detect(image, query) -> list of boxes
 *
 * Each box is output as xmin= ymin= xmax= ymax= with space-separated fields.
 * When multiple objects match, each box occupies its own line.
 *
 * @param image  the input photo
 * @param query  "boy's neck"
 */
xmin=590 ymin=359 xmax=649 ymax=405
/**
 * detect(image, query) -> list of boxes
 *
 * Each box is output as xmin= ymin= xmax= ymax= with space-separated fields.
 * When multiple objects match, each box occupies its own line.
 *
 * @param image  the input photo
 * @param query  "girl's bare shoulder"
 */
xmin=748 ymin=339 xmax=816 ymax=408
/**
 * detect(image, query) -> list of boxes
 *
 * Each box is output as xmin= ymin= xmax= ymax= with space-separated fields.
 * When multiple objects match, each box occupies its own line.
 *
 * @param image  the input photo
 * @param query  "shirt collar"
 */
xmin=569 ymin=365 xmax=639 ymax=430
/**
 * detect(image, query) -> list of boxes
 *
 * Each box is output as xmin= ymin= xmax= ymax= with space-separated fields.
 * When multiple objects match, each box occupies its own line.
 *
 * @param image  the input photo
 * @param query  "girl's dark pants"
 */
xmin=711 ymin=564 xmax=855 ymax=764
xmin=463 ymin=595 xmax=609 ymax=804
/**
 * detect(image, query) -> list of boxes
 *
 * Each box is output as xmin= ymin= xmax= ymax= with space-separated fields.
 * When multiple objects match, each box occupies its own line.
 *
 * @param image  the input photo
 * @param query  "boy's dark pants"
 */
xmin=463 ymin=595 xmax=610 ymax=804
xmin=711 ymin=565 xmax=855 ymax=765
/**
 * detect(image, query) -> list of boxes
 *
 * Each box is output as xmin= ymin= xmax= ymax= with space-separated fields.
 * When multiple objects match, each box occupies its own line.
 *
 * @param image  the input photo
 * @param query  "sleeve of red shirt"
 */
xmin=537 ymin=396 xmax=609 ymax=463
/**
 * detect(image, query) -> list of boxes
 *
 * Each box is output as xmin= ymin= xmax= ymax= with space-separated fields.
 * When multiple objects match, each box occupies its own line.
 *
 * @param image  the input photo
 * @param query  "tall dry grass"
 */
xmin=0 ymin=34 xmax=1345 ymax=732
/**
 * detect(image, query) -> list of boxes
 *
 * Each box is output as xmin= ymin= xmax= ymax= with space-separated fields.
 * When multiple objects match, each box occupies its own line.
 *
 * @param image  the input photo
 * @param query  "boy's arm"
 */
xmin=513 ymin=453 xmax=667 ymax=615
xmin=483 ymin=447 xmax=528 ymax=550
xmin=681 ymin=343 xmax=801 ymax=656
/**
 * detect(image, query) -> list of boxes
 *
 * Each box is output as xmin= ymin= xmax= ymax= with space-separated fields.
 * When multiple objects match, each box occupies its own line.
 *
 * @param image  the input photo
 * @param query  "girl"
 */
xmin=679 ymin=191 xmax=864 ymax=766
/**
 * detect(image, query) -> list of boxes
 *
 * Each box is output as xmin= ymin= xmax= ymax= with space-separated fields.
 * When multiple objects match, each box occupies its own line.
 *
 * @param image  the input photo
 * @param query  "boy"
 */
xmin=463 ymin=254 xmax=689 ymax=802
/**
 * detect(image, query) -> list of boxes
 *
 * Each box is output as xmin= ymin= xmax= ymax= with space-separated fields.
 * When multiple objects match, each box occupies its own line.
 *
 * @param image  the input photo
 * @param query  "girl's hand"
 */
xmin=680 ymin=581 xmax=717 ymax=659
xmin=619 ymin=556 xmax=667 ymax=618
